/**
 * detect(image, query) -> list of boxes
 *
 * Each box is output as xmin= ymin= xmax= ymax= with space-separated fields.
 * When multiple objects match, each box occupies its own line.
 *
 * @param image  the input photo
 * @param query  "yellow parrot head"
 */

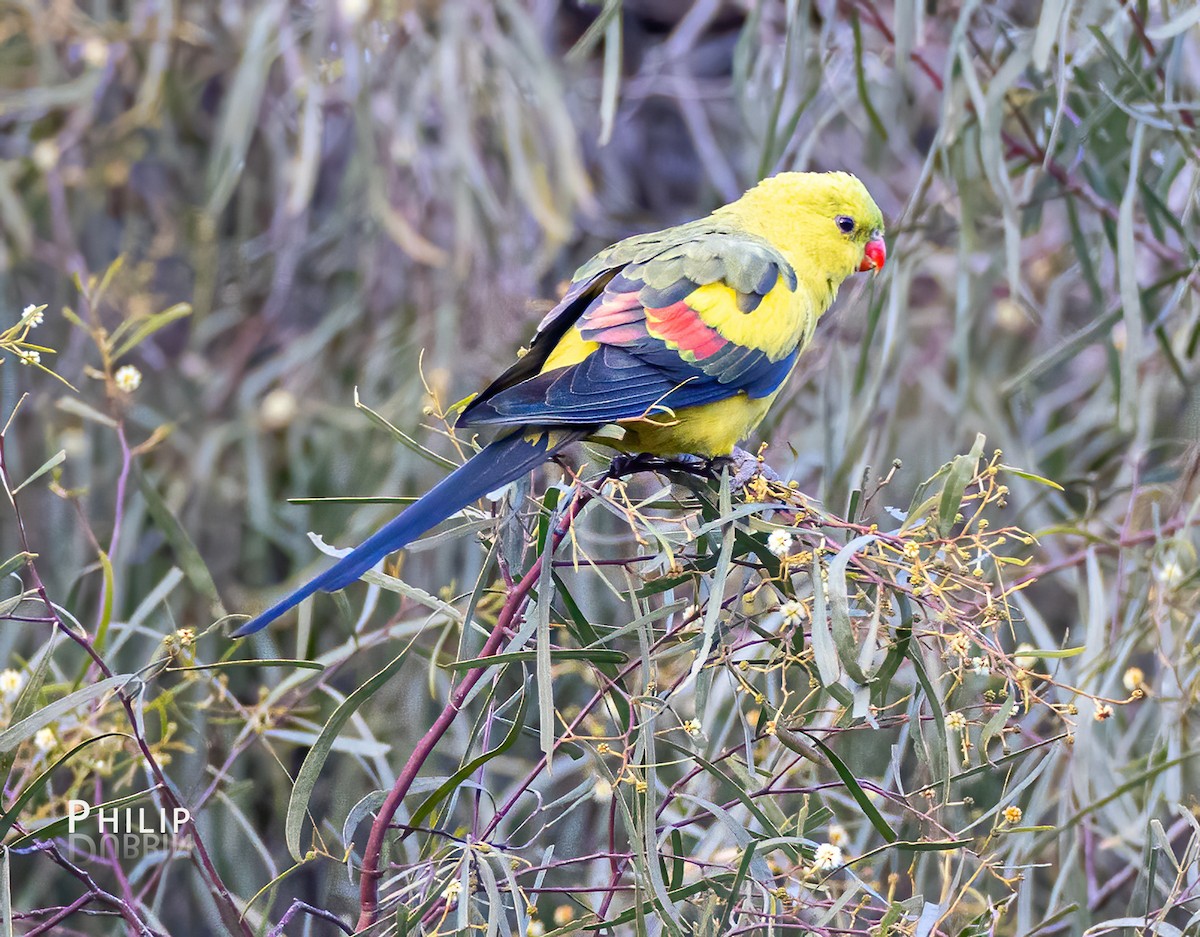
xmin=720 ymin=171 xmax=887 ymax=280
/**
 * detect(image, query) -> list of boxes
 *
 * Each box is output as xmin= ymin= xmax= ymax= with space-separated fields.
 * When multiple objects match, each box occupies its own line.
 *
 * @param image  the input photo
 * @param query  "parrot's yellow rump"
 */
xmin=235 ymin=172 xmax=885 ymax=635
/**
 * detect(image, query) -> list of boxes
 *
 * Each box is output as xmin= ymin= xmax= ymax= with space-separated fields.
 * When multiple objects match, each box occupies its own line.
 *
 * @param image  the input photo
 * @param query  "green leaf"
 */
xmin=409 ymin=691 xmax=530 ymax=831
xmin=111 ymin=303 xmax=193 ymax=360
xmin=1022 ymin=646 xmax=1084 ymax=659
xmin=55 ymin=395 xmax=117 ymax=428
xmin=635 ymin=574 xmax=697 ymax=598
xmin=536 ymin=486 xmax=561 ymax=553
xmin=810 ymin=551 xmax=840 ymax=686
xmin=849 ymin=11 xmax=887 ymax=140
xmin=715 ymin=841 xmax=757 ymax=935
xmin=441 ymin=648 xmax=626 ymax=671
xmin=0 ymin=553 xmax=34 ymax=581
xmin=0 ymin=838 xmax=10 ymax=936
xmin=168 ymin=658 xmax=325 ymax=672
xmin=92 ymin=550 xmax=114 ymax=660
xmin=910 ymin=652 xmax=950 ymax=797
xmin=980 ymin=692 xmax=1016 ymax=760
xmin=565 ymin=0 xmax=622 ymax=61
xmin=10 ymin=449 xmax=65 ymax=495
xmin=803 ymin=733 xmax=898 ymax=843
xmin=353 ymin=387 xmax=457 ymax=470
xmin=872 ymin=591 xmax=913 ymax=707
xmin=827 ymin=534 xmax=877 ymax=686
xmin=686 ymin=471 xmax=735 ymax=691
xmin=285 ymin=648 xmax=410 ymax=860
xmin=137 ymin=468 xmax=226 ymax=618
xmin=0 ymin=676 xmax=136 ymax=754
xmin=534 ymin=507 xmax=559 ymax=762
xmin=937 ymin=434 xmax=985 ymax=537
xmin=997 ymin=465 xmax=1065 ymax=491
xmin=90 ymin=256 xmax=125 ymax=307
xmin=0 ymin=637 xmax=55 ymax=795
xmin=0 ymin=733 xmax=128 ymax=842
xmin=597 ymin=2 xmax=622 ymax=145
xmin=667 ymin=829 xmax=685 ymax=889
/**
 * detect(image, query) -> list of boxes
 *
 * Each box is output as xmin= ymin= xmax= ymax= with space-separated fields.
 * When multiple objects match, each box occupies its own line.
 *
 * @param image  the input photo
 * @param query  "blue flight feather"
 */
xmin=232 ymin=430 xmax=583 ymax=637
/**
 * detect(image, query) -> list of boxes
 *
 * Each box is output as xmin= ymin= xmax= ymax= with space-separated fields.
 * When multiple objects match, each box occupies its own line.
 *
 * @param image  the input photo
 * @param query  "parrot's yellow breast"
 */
xmin=609 ymin=390 xmax=783 ymax=457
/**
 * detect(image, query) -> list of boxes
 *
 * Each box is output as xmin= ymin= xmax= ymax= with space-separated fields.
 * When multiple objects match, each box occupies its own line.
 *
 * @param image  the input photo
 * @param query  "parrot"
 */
xmin=232 ymin=171 xmax=885 ymax=636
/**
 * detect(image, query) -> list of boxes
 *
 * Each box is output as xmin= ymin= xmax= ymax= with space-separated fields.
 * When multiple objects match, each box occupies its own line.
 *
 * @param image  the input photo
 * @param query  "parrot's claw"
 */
xmin=709 ymin=446 xmax=782 ymax=490
xmin=606 ymin=448 xmax=782 ymax=493
xmin=607 ymin=452 xmax=661 ymax=479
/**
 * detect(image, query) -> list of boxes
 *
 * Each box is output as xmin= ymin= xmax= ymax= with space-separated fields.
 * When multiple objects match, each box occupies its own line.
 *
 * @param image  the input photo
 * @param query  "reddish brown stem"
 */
xmin=355 ymin=487 xmax=592 ymax=929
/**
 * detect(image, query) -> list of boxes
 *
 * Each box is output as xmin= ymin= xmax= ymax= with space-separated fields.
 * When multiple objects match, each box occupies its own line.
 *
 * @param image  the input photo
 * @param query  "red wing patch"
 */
xmin=645 ymin=302 xmax=728 ymax=360
xmin=585 ymin=291 xmax=645 ymax=330
xmin=578 ymin=285 xmax=730 ymax=363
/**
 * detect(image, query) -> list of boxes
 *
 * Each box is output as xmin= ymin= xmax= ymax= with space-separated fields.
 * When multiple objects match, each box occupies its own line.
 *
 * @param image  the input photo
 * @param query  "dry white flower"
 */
xmin=0 ymin=669 xmax=26 ymax=701
xmin=812 ymin=842 xmax=843 ymax=871
xmin=767 ymin=530 xmax=793 ymax=558
xmin=260 ymin=388 xmax=298 ymax=428
xmin=1155 ymin=557 xmax=1186 ymax=588
xmin=592 ymin=778 xmax=613 ymax=802
xmin=114 ymin=365 xmax=142 ymax=392
xmin=34 ymin=727 xmax=57 ymax=753
xmin=1014 ymin=643 xmax=1039 ymax=671
xmin=80 ymin=37 xmax=109 ymax=67
xmin=32 ymin=139 xmax=59 ymax=172
xmin=779 ymin=600 xmax=805 ymax=627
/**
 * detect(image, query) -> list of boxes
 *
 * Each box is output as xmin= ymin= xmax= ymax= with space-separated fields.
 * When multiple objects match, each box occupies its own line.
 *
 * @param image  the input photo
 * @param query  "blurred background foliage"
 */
xmin=1 ymin=0 xmax=1199 ymax=934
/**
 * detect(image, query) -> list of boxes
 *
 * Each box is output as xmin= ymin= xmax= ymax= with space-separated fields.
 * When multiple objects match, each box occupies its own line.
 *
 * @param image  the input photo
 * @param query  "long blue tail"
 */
xmin=233 ymin=429 xmax=584 ymax=637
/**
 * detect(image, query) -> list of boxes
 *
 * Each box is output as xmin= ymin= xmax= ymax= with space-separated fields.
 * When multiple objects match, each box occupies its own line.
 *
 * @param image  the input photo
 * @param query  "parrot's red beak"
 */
xmin=858 ymin=237 xmax=886 ymax=273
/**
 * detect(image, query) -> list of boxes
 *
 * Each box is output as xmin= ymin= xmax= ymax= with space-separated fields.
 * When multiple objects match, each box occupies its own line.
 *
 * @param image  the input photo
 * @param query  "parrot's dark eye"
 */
xmin=835 ymin=215 xmax=856 ymax=234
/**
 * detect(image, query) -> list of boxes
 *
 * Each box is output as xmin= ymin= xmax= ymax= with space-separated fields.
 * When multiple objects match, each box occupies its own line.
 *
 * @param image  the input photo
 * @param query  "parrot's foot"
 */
xmin=710 ymin=446 xmax=783 ymax=490
xmin=606 ymin=448 xmax=783 ymax=492
xmin=607 ymin=452 xmax=668 ymax=479
xmin=610 ymin=452 xmax=722 ymax=481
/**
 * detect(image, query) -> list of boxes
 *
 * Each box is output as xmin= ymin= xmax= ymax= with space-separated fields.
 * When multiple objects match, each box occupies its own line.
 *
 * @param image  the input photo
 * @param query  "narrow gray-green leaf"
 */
xmin=353 ymin=387 xmax=456 ymax=470
xmin=111 ymin=303 xmax=193 ymax=360
xmin=911 ymin=651 xmax=950 ymax=796
xmin=827 ymin=534 xmax=877 ymax=685
xmin=11 ymin=449 xmax=64 ymax=495
xmin=0 ymin=676 xmax=135 ymax=753
xmin=0 ymin=842 xmax=9 ymax=937
xmin=0 ymin=553 xmax=34 ymax=581
xmin=535 ymin=503 xmax=559 ymax=764
xmin=810 ymin=551 xmax=840 ymax=686
xmin=685 ymin=470 xmax=734 ymax=692
xmin=937 ymin=434 xmax=985 ymax=537
xmin=286 ymin=648 xmax=410 ymax=860
xmin=137 ymin=469 xmax=225 ymax=617
xmin=980 ymin=692 xmax=1016 ymax=761
xmin=0 ymin=733 xmax=127 ymax=841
